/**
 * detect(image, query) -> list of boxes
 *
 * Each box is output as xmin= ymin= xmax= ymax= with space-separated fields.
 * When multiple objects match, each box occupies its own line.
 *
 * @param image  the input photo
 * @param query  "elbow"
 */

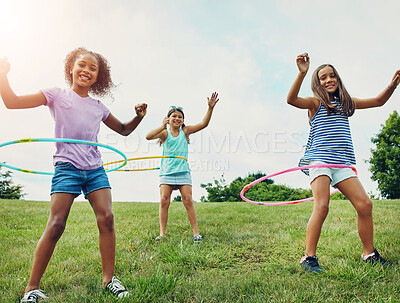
xmin=1 ymin=98 xmax=14 ymax=109
xmin=119 ymin=125 xmax=131 ymax=137
xmin=286 ymin=95 xmax=297 ymax=105
xmin=378 ymin=100 xmax=387 ymax=107
xmin=4 ymin=103 xmax=16 ymax=109
xmin=201 ymin=120 xmax=209 ymax=128
xmin=121 ymin=128 xmax=135 ymax=137
xmin=2 ymin=97 xmax=21 ymax=109
xmin=374 ymin=98 xmax=386 ymax=108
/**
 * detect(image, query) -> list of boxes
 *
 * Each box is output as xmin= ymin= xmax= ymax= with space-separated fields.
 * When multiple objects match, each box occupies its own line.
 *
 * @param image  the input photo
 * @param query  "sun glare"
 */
xmin=0 ymin=1 xmax=17 ymax=23
xmin=0 ymin=1 xmax=35 ymax=40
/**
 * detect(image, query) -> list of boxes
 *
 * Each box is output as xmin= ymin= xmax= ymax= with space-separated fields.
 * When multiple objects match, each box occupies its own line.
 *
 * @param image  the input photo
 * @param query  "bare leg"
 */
xmin=25 ymin=193 xmax=75 ymax=292
xmin=336 ymin=177 xmax=374 ymax=256
xmin=304 ymin=176 xmax=331 ymax=257
xmin=159 ymin=185 xmax=174 ymax=237
xmin=179 ymin=185 xmax=199 ymax=236
xmin=87 ymin=188 xmax=115 ymax=287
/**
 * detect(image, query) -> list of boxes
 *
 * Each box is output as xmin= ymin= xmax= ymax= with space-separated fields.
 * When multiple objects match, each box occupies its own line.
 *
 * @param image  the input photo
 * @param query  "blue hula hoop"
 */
xmin=0 ymin=138 xmax=127 ymax=175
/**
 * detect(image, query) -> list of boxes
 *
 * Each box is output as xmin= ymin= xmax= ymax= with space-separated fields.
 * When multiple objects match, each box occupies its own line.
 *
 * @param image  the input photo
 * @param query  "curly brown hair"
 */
xmin=64 ymin=47 xmax=114 ymax=97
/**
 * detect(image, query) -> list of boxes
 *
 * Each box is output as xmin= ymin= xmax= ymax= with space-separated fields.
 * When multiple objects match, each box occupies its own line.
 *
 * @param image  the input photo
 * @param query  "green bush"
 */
xmin=201 ymin=172 xmax=312 ymax=202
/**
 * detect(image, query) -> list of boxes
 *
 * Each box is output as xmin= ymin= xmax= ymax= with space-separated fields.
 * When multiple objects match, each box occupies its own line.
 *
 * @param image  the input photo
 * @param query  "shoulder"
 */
xmin=159 ymin=129 xmax=169 ymax=143
xmin=303 ymin=97 xmax=320 ymax=119
xmin=41 ymin=87 xmax=64 ymax=106
xmin=182 ymin=125 xmax=194 ymax=136
xmin=41 ymin=87 xmax=62 ymax=96
xmin=88 ymin=94 xmax=103 ymax=105
xmin=90 ymin=96 xmax=109 ymax=112
xmin=288 ymin=95 xmax=320 ymax=111
xmin=182 ymin=126 xmax=190 ymax=136
xmin=42 ymin=87 xmax=80 ymax=100
xmin=181 ymin=127 xmax=190 ymax=142
xmin=305 ymin=96 xmax=320 ymax=109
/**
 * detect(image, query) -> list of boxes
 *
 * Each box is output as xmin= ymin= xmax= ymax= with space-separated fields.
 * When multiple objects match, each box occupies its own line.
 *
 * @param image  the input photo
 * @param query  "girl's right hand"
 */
xmin=0 ymin=57 xmax=10 ymax=76
xmin=162 ymin=117 xmax=169 ymax=129
xmin=296 ymin=53 xmax=310 ymax=74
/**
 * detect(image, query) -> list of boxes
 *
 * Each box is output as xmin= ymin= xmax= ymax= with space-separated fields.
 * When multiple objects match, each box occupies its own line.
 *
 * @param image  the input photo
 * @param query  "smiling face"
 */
xmin=168 ymin=110 xmax=184 ymax=129
xmin=317 ymin=65 xmax=338 ymax=96
xmin=70 ymin=53 xmax=99 ymax=95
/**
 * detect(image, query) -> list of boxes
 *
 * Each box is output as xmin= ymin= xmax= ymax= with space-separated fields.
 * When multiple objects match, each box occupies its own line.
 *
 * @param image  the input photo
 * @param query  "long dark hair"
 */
xmin=311 ymin=64 xmax=354 ymax=116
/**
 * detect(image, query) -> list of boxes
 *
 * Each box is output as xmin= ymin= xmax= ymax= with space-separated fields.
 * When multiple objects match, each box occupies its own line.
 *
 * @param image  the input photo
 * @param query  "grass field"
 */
xmin=0 ymin=199 xmax=399 ymax=302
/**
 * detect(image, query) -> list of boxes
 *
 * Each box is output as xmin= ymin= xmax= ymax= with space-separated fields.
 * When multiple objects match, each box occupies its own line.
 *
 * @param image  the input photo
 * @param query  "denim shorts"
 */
xmin=309 ymin=160 xmax=357 ymax=187
xmin=51 ymin=162 xmax=111 ymax=198
xmin=160 ymin=172 xmax=192 ymax=191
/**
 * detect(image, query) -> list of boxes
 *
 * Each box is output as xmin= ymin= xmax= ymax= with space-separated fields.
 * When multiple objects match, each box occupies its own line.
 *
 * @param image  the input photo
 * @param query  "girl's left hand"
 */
xmin=389 ymin=70 xmax=400 ymax=90
xmin=208 ymin=92 xmax=219 ymax=108
xmin=135 ymin=103 xmax=147 ymax=118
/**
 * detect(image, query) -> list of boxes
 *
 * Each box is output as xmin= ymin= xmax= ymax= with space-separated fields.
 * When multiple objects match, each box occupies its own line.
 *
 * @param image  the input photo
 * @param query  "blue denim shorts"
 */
xmin=160 ymin=172 xmax=192 ymax=191
xmin=51 ymin=162 xmax=111 ymax=199
xmin=309 ymin=161 xmax=357 ymax=187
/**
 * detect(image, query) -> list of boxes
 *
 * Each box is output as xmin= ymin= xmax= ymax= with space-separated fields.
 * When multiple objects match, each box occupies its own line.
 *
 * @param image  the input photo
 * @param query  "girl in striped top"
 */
xmin=287 ymin=53 xmax=399 ymax=273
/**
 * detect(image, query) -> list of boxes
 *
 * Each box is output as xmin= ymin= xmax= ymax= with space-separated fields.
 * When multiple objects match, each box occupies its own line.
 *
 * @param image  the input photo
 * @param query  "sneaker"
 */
xmin=104 ymin=276 xmax=130 ymax=298
xmin=300 ymin=255 xmax=323 ymax=274
xmin=155 ymin=235 xmax=164 ymax=242
xmin=20 ymin=289 xmax=48 ymax=303
xmin=363 ymin=248 xmax=392 ymax=267
xmin=193 ymin=235 xmax=203 ymax=242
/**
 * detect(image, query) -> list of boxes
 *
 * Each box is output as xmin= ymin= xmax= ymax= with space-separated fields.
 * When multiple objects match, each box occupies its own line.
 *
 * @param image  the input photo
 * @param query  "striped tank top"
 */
xmin=299 ymin=97 xmax=356 ymax=175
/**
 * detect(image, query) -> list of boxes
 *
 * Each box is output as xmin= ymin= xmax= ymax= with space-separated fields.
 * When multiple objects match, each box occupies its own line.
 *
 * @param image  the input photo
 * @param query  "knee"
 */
xmin=356 ymin=197 xmax=373 ymax=217
xmin=47 ymin=217 xmax=67 ymax=241
xmin=160 ymin=196 xmax=170 ymax=209
xmin=97 ymin=211 xmax=114 ymax=232
xmin=314 ymin=202 xmax=329 ymax=218
xmin=181 ymin=194 xmax=193 ymax=207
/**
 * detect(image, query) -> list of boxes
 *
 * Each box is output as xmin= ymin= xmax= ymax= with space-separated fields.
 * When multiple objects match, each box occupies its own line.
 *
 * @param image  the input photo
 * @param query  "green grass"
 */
xmin=0 ymin=199 xmax=399 ymax=302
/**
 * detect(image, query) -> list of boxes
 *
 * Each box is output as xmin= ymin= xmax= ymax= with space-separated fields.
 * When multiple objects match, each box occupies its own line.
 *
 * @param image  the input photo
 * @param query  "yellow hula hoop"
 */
xmin=103 ymin=155 xmax=188 ymax=172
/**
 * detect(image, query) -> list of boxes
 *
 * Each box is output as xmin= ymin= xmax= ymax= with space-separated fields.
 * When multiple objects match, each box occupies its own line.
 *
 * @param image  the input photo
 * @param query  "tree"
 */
xmin=200 ymin=172 xmax=273 ymax=202
xmin=0 ymin=166 xmax=25 ymax=199
xmin=369 ymin=110 xmax=400 ymax=199
xmin=200 ymin=172 xmax=315 ymax=202
xmin=172 ymin=195 xmax=182 ymax=202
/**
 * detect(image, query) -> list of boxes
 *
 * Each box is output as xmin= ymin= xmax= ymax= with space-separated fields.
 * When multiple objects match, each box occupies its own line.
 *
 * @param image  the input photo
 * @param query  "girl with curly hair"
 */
xmin=0 ymin=47 xmax=147 ymax=302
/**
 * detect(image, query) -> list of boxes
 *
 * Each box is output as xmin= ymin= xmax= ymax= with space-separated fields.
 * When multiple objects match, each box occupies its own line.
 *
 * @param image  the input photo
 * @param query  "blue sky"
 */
xmin=0 ymin=0 xmax=399 ymax=202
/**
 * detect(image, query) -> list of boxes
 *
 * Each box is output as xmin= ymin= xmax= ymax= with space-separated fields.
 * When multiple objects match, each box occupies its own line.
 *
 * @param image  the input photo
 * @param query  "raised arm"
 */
xmin=0 ymin=57 xmax=47 ymax=109
xmin=146 ymin=117 xmax=169 ymax=142
xmin=354 ymin=69 xmax=400 ymax=109
xmin=183 ymin=92 xmax=219 ymax=136
xmin=287 ymin=53 xmax=319 ymax=111
xmin=103 ymin=103 xmax=147 ymax=136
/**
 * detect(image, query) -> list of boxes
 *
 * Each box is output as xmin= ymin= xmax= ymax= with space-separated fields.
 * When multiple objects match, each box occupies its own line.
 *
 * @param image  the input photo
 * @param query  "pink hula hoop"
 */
xmin=240 ymin=164 xmax=357 ymax=206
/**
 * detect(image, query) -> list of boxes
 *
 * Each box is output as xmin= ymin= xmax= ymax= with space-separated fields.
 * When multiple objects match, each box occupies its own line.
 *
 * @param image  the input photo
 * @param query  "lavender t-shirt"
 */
xmin=42 ymin=87 xmax=110 ymax=170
